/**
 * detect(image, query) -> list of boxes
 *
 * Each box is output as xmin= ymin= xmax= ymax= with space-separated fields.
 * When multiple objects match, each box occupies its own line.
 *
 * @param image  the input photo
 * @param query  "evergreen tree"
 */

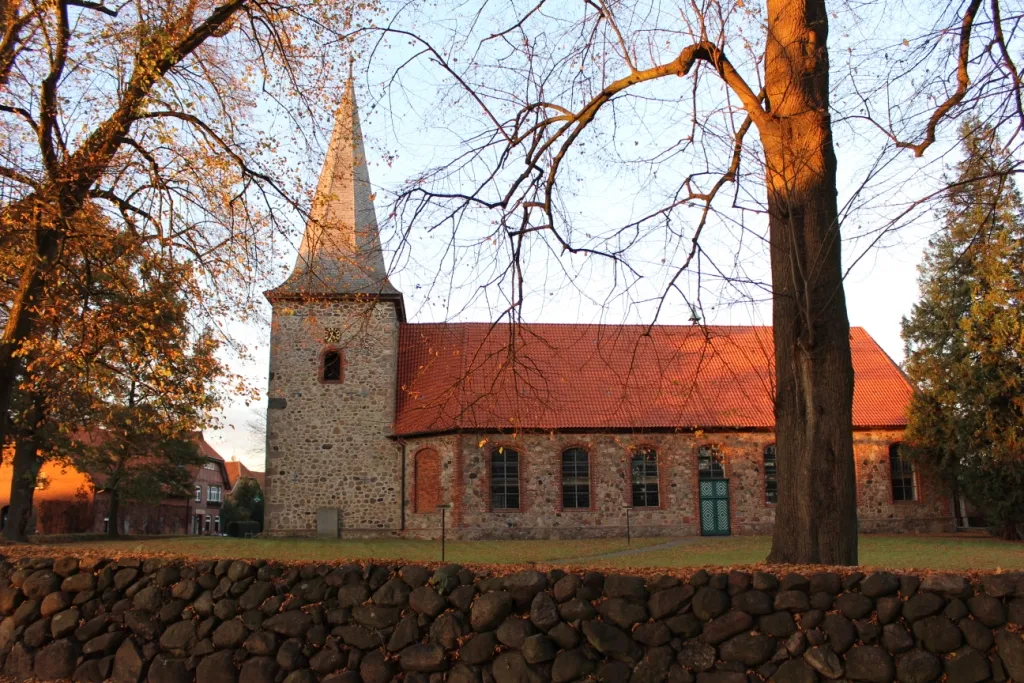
xmin=902 ymin=118 xmax=1024 ymax=540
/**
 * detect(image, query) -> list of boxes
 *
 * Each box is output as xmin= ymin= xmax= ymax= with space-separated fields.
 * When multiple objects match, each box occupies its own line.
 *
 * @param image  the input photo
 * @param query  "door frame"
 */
xmin=698 ymin=477 xmax=731 ymax=536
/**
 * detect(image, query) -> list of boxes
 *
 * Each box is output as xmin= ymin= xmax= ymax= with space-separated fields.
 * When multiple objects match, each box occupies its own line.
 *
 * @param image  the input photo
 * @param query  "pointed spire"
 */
xmin=267 ymin=74 xmax=402 ymax=309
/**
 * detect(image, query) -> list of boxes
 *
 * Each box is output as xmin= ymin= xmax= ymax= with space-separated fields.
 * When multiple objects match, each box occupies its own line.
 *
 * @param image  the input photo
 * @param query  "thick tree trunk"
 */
xmin=0 ymin=202 xmax=60 ymax=458
xmin=107 ymin=488 xmax=121 ymax=538
xmin=763 ymin=0 xmax=858 ymax=565
xmin=3 ymin=428 xmax=41 ymax=542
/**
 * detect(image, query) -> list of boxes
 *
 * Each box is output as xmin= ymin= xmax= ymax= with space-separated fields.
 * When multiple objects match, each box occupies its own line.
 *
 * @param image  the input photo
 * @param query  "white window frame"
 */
xmin=208 ymin=485 xmax=221 ymax=503
xmin=194 ymin=485 xmax=202 ymax=503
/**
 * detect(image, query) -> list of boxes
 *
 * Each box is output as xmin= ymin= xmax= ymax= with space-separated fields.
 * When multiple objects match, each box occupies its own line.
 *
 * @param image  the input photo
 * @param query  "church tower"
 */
xmin=264 ymin=76 xmax=405 ymax=536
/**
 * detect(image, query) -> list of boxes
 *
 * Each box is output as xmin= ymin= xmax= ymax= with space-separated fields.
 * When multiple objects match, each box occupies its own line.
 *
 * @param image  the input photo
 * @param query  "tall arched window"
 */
xmin=415 ymin=448 xmax=441 ymax=513
xmin=561 ymin=448 xmax=590 ymax=509
xmin=631 ymin=448 xmax=659 ymax=507
xmin=322 ymin=349 xmax=343 ymax=382
xmin=491 ymin=448 xmax=520 ymax=510
xmin=698 ymin=445 xmax=725 ymax=479
xmin=763 ymin=445 xmax=778 ymax=504
xmin=890 ymin=443 xmax=916 ymax=501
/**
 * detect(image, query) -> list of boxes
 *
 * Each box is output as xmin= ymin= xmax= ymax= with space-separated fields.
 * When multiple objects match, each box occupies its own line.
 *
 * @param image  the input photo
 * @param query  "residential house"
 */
xmin=0 ymin=432 xmax=230 ymax=535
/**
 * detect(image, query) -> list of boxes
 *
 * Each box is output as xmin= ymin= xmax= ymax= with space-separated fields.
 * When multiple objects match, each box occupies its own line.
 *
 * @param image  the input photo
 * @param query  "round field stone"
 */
xmin=896 ymin=649 xmax=942 ymax=683
xmin=772 ymin=659 xmax=818 ymax=683
xmin=692 ymin=588 xmax=730 ymax=621
xmin=471 ymin=591 xmax=513 ymax=632
xmin=845 ymin=645 xmax=895 ymax=683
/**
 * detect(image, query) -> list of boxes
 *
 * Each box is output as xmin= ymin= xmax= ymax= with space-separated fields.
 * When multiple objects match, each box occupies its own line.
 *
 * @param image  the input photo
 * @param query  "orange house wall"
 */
xmin=0 ymin=446 xmax=231 ymax=536
xmin=0 ymin=448 xmax=95 ymax=535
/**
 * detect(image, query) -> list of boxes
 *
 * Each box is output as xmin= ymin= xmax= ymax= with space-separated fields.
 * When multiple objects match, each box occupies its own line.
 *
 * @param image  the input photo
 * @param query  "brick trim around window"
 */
xmin=760 ymin=442 xmax=777 ymax=508
xmin=483 ymin=443 xmax=528 ymax=513
xmin=554 ymin=442 xmax=596 ymax=512
xmin=623 ymin=442 xmax=666 ymax=510
xmin=888 ymin=442 xmax=923 ymax=505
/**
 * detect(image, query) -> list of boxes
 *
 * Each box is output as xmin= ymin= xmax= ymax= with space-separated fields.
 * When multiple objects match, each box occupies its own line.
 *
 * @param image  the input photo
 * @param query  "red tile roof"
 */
xmin=67 ymin=431 xmax=229 ymax=493
xmin=225 ymin=460 xmax=265 ymax=490
xmin=394 ymin=324 xmax=911 ymax=435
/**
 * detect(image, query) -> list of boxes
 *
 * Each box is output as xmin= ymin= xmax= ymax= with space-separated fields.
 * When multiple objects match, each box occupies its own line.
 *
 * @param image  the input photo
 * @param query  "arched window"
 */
xmin=631 ymin=448 xmax=659 ymax=507
xmin=890 ymin=443 xmax=916 ymax=501
xmin=763 ymin=445 xmax=778 ymax=504
xmin=491 ymin=448 xmax=520 ymax=510
xmin=415 ymin=448 xmax=441 ymax=513
xmin=322 ymin=349 xmax=343 ymax=382
xmin=698 ymin=445 xmax=725 ymax=479
xmin=561 ymin=448 xmax=590 ymax=509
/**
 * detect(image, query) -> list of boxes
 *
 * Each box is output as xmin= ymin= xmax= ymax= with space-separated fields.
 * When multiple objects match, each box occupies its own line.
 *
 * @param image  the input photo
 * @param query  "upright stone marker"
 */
xmin=317 ymin=508 xmax=340 ymax=538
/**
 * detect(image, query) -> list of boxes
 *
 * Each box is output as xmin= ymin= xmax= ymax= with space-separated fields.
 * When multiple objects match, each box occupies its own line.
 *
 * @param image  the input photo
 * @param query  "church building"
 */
xmin=263 ymin=80 xmax=954 ymax=539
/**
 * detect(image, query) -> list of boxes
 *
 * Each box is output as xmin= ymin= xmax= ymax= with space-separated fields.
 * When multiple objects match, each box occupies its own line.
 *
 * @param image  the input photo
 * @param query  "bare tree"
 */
xmin=369 ymin=0 xmax=1023 ymax=564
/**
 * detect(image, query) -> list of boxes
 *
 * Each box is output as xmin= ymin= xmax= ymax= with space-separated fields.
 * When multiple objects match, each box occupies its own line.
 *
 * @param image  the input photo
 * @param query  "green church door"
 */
xmin=699 ymin=479 xmax=731 ymax=536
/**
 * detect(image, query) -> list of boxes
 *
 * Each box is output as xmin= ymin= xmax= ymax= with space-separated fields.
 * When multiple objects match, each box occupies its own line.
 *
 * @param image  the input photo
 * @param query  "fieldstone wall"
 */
xmin=265 ymin=299 xmax=402 ymax=535
xmin=0 ymin=554 xmax=1022 ymax=683
xmin=401 ymin=430 xmax=951 ymax=540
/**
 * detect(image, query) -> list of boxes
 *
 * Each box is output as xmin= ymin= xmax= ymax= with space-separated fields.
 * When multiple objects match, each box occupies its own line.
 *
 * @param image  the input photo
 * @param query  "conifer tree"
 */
xmin=902 ymin=118 xmax=1024 ymax=540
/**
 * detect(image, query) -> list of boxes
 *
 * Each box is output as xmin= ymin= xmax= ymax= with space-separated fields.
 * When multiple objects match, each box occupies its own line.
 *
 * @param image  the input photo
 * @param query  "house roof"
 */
xmin=194 ymin=433 xmax=226 ymax=463
xmin=73 ymin=431 xmax=229 ymax=494
xmin=394 ymin=324 xmax=911 ymax=436
xmin=225 ymin=460 xmax=265 ymax=490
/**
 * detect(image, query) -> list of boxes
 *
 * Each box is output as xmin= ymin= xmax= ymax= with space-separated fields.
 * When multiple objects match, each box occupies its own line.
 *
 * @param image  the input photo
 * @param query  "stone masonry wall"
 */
xmin=265 ymin=300 xmax=402 ymax=535
xmin=0 ymin=554 xmax=1023 ymax=683
xmin=400 ymin=430 xmax=951 ymax=540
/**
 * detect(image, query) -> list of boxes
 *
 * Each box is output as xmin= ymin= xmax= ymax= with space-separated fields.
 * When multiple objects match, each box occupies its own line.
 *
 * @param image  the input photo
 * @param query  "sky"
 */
xmin=202 ymin=0 xmax=977 ymax=471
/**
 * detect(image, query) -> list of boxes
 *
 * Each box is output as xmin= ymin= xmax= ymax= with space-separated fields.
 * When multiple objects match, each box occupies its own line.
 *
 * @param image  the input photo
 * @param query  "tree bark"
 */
xmin=3 ymin=397 xmax=43 ymax=542
xmin=107 ymin=487 xmax=120 ymax=537
xmin=763 ymin=0 xmax=858 ymax=565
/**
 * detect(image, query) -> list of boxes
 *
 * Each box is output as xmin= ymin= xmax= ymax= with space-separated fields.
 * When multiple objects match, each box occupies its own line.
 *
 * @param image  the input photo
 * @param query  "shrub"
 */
xmin=227 ymin=520 xmax=261 ymax=537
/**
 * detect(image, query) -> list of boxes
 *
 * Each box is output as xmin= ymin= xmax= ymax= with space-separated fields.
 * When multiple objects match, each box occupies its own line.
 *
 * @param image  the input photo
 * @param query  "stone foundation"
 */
xmin=0 ymin=554 xmax=1021 ymax=683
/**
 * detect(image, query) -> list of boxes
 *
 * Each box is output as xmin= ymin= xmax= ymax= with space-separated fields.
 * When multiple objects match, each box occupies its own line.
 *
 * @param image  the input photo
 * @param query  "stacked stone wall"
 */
xmin=0 ymin=554 xmax=1023 ymax=683
xmin=265 ymin=300 xmax=402 ymax=535
xmin=401 ymin=430 xmax=951 ymax=540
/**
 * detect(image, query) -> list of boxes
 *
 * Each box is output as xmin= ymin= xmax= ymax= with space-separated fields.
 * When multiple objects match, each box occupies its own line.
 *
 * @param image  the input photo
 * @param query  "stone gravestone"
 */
xmin=316 ymin=508 xmax=340 ymax=538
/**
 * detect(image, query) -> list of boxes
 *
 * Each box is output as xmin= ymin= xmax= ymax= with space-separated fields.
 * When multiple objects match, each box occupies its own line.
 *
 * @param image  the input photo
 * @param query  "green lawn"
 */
xmin=26 ymin=535 xmax=666 ymax=565
xmin=595 ymin=534 xmax=1024 ymax=572
xmin=21 ymin=533 xmax=1024 ymax=571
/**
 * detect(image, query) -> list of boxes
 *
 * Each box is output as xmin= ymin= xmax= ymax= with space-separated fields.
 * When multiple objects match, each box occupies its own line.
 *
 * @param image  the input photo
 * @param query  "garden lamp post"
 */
xmin=623 ymin=505 xmax=633 ymax=546
xmin=437 ymin=504 xmax=452 ymax=562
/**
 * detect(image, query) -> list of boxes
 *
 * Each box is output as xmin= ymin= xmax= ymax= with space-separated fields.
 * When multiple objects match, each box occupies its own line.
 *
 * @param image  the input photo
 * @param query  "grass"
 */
xmin=595 ymin=534 xmax=1024 ymax=572
xmin=26 ymin=535 xmax=667 ymax=565
xmin=20 ymin=533 xmax=1024 ymax=572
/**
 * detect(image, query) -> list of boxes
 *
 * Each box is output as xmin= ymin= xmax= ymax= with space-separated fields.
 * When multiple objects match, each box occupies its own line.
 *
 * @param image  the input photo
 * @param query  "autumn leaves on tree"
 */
xmin=0 ymin=0 xmax=364 ymax=537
